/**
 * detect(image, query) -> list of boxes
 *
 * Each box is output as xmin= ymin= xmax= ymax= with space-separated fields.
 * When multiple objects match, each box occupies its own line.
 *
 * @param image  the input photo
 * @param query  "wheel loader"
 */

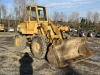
xmin=0 ymin=24 xmax=5 ymax=32
xmin=16 ymin=5 xmax=92 ymax=68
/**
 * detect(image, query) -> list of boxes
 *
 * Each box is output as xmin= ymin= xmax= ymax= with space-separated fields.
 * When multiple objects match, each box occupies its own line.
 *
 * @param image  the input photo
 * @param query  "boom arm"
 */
xmin=39 ymin=21 xmax=63 ymax=43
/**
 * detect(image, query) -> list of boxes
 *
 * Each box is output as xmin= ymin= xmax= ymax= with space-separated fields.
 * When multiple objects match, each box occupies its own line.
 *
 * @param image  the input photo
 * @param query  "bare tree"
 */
xmin=92 ymin=12 xmax=99 ymax=23
xmin=53 ymin=11 xmax=60 ymax=22
xmin=7 ymin=9 xmax=15 ymax=20
xmin=86 ymin=11 xmax=93 ymax=22
xmin=53 ymin=11 xmax=60 ymax=25
xmin=0 ymin=4 xmax=7 ymax=19
xmin=13 ymin=0 xmax=27 ymax=20
xmin=13 ymin=0 xmax=27 ymax=32
xmin=60 ymin=12 xmax=67 ymax=22
xmin=69 ymin=12 xmax=79 ymax=22
xmin=13 ymin=0 xmax=37 ymax=20
xmin=68 ymin=12 xmax=79 ymax=28
xmin=28 ymin=0 xmax=36 ymax=5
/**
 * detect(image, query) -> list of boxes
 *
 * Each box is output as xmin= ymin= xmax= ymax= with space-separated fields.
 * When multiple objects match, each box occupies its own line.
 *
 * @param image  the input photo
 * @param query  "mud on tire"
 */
xmin=14 ymin=34 xmax=26 ymax=50
xmin=31 ymin=35 xmax=47 ymax=59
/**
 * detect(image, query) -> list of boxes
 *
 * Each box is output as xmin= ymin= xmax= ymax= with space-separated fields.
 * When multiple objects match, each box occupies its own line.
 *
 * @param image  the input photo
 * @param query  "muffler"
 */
xmin=47 ymin=37 xmax=92 ymax=68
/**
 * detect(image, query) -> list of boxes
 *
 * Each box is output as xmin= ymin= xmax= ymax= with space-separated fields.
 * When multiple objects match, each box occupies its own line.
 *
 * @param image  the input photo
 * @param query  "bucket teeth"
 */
xmin=47 ymin=37 xmax=93 ymax=68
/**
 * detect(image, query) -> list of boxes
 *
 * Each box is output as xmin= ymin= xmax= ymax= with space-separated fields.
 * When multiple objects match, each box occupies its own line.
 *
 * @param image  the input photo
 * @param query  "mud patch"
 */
xmin=55 ymin=66 xmax=83 ymax=75
xmin=90 ymin=55 xmax=100 ymax=62
xmin=12 ymin=57 xmax=18 ymax=61
xmin=0 ymin=56 xmax=8 ymax=62
xmin=0 ymin=35 xmax=100 ymax=75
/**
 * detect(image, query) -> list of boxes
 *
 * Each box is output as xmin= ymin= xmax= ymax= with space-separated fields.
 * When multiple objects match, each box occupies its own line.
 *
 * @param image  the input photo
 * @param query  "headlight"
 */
xmin=37 ymin=24 xmax=42 ymax=29
xmin=38 ymin=24 xmax=41 ymax=27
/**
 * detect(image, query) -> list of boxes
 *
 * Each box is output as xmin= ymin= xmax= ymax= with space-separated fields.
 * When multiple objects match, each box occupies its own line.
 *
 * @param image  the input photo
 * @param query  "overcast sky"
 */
xmin=0 ymin=0 xmax=100 ymax=18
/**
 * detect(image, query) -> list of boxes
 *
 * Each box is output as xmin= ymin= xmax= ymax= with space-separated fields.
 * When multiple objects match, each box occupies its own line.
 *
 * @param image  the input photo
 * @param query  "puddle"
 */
xmin=90 ymin=55 xmax=100 ymax=62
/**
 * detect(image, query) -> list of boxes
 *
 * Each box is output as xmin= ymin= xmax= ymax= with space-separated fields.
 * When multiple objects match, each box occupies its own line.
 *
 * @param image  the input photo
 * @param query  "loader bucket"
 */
xmin=47 ymin=37 xmax=92 ymax=68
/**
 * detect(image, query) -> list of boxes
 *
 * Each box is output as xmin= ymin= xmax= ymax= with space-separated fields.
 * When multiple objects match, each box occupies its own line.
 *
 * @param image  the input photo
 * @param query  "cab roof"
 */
xmin=26 ymin=5 xmax=45 ymax=8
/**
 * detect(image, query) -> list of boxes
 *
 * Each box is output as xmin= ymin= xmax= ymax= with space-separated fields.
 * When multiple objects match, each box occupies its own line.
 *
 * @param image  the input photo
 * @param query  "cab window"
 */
xmin=25 ymin=7 xmax=30 ymax=21
xmin=31 ymin=7 xmax=37 ymax=21
xmin=38 ymin=7 xmax=47 ymax=21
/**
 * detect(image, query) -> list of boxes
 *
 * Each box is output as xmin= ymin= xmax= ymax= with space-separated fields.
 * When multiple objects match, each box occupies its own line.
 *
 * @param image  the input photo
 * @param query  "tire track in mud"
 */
xmin=88 ymin=38 xmax=100 ymax=44
xmin=0 ymin=34 xmax=100 ymax=75
xmin=0 ymin=36 xmax=14 ymax=47
xmin=72 ymin=60 xmax=100 ymax=75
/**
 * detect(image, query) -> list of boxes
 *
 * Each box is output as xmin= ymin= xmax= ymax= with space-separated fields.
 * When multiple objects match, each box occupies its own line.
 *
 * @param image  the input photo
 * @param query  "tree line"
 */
xmin=53 ymin=11 xmax=100 ymax=30
xmin=0 ymin=0 xmax=100 ymax=30
xmin=0 ymin=0 xmax=36 ymax=20
xmin=0 ymin=0 xmax=36 ymax=31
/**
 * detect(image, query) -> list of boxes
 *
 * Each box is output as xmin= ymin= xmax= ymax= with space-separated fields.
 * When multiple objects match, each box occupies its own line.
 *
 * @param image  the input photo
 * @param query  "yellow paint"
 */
xmin=18 ymin=5 xmax=63 ymax=43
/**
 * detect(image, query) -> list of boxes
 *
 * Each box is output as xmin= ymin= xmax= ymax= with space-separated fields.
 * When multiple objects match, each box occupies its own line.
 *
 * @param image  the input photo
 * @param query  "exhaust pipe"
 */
xmin=47 ymin=37 xmax=92 ymax=68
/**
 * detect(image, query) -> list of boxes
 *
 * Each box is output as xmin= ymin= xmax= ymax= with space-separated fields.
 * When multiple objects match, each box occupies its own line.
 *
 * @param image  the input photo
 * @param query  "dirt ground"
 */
xmin=0 ymin=32 xmax=100 ymax=75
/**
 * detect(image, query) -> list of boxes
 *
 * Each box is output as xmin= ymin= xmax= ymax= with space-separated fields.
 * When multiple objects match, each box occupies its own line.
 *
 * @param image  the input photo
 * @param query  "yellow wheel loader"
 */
xmin=0 ymin=24 xmax=5 ymax=32
xmin=16 ymin=5 xmax=92 ymax=68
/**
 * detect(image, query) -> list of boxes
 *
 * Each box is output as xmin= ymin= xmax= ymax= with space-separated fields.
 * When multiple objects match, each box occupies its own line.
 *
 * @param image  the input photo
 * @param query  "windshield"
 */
xmin=38 ymin=7 xmax=47 ymax=21
xmin=31 ymin=7 xmax=37 ymax=21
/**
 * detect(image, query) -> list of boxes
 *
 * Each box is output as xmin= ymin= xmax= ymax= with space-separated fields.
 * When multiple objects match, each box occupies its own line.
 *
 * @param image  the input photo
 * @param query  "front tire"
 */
xmin=14 ymin=34 xmax=26 ymax=50
xmin=31 ymin=35 xmax=47 ymax=59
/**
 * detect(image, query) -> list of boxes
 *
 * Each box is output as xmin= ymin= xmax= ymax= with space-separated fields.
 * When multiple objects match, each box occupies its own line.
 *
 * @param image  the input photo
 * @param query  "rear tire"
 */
xmin=31 ymin=35 xmax=47 ymax=59
xmin=80 ymin=32 xmax=88 ymax=37
xmin=14 ymin=34 xmax=26 ymax=50
xmin=89 ymin=32 xmax=96 ymax=38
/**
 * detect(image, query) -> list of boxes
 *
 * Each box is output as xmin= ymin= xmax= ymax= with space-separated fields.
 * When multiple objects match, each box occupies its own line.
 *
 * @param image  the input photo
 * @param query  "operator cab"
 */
xmin=25 ymin=6 xmax=48 ymax=22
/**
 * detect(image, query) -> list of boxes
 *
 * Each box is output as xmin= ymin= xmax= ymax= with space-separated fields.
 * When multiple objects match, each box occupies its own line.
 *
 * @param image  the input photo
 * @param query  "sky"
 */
xmin=0 ymin=0 xmax=100 ymax=18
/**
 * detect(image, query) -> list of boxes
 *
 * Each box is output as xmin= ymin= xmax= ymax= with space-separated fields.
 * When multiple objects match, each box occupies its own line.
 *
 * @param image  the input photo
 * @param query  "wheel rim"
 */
xmin=33 ymin=41 xmax=40 ymax=53
xmin=90 ymin=33 xmax=93 ymax=36
xmin=82 ymin=33 xmax=85 ymax=36
xmin=15 ymin=36 xmax=20 ymax=46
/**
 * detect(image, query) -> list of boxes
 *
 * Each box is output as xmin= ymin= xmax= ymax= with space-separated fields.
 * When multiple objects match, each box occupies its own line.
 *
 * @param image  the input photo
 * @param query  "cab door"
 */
xmin=24 ymin=6 xmax=38 ymax=34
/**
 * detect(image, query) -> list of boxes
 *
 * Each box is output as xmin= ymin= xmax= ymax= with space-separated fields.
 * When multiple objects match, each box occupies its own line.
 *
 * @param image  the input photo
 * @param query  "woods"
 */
xmin=0 ymin=0 xmax=100 ymax=30
xmin=53 ymin=11 xmax=100 ymax=30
